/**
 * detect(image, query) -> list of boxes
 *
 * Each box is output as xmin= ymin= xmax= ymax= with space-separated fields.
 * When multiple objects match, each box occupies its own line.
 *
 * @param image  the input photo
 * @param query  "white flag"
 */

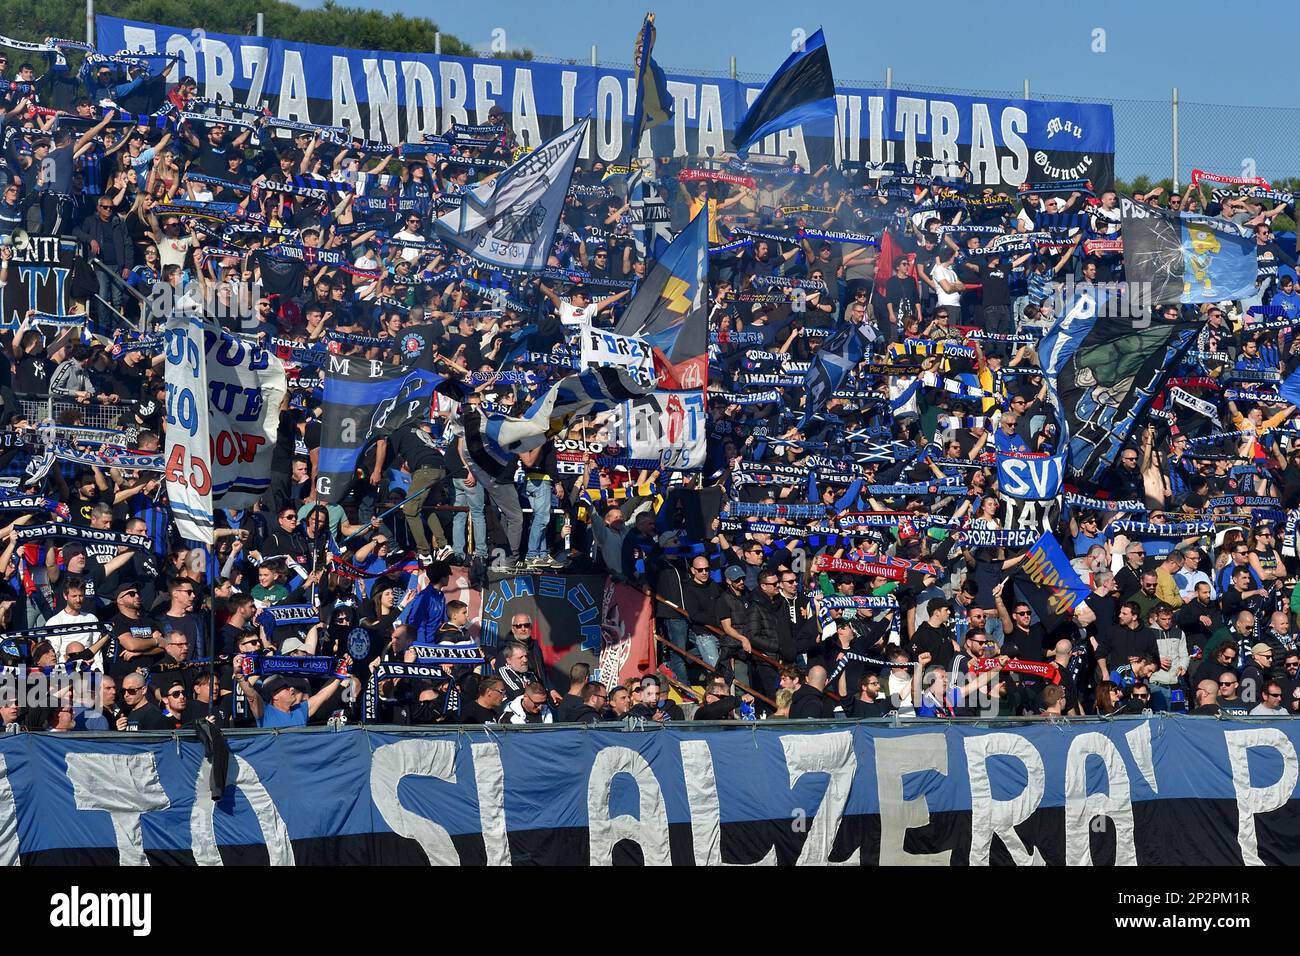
xmin=204 ymin=328 xmax=287 ymax=509
xmin=163 ymin=312 xmax=214 ymax=544
xmin=434 ymin=119 xmax=589 ymax=271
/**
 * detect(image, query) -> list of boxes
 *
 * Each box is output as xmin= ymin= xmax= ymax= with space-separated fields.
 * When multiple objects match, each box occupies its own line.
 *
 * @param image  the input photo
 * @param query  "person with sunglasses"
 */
xmin=114 ymin=672 xmax=171 ymax=731
xmin=1215 ymin=669 xmax=1252 ymax=716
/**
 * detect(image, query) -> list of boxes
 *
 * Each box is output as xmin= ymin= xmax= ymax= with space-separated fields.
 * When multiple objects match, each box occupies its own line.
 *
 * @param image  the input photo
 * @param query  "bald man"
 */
xmin=789 ymin=664 xmax=833 ymax=719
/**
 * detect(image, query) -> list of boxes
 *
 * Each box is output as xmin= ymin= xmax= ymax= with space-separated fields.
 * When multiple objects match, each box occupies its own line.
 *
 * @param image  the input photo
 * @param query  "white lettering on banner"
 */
xmin=866 ymin=95 xmax=887 ymax=165
xmin=1000 ymin=456 xmax=1063 ymax=499
xmin=241 ymin=44 xmax=270 ymax=111
xmin=511 ymin=67 xmax=541 ymax=148
xmin=1225 ymin=728 xmax=1299 ymax=866
xmin=403 ymin=60 xmax=438 ymax=141
xmin=699 ymin=84 xmax=725 ymax=157
xmin=780 ymin=732 xmax=860 ymax=865
xmin=874 ymin=733 xmax=952 ymax=866
xmin=470 ymin=742 xmax=512 ymax=867
xmin=1064 ymin=732 xmax=1136 ymax=866
xmin=680 ymin=740 xmax=777 ymax=865
xmin=0 ymin=755 xmax=17 ymax=866
xmin=165 ymin=33 xmax=196 ymax=81
xmin=587 ymin=746 xmax=671 ymax=866
xmin=472 ymin=63 xmax=503 ymax=125
xmin=365 ymin=58 xmax=400 ymax=143
xmin=332 ymin=56 xmax=361 ymax=134
xmin=895 ymin=96 xmax=927 ymax=170
xmin=561 ymin=70 xmax=583 ymax=158
xmin=595 ymin=74 xmax=623 ymax=161
xmin=668 ymin=80 xmax=696 ymax=158
xmin=1001 ymin=108 xmax=1029 ymax=183
xmin=971 ymin=104 xmax=999 ymax=183
xmin=439 ymin=60 xmax=469 ymax=129
xmin=121 ymin=25 xmax=158 ymax=55
xmin=930 ymin=100 xmax=960 ymax=164
xmin=1125 ymin=722 xmax=1159 ymax=793
xmin=964 ymin=733 xmax=1047 ymax=866
xmin=202 ymin=37 xmax=236 ymax=105
xmin=278 ymin=49 xmax=309 ymax=122
xmin=370 ymin=739 xmax=460 ymax=866
xmin=191 ymin=756 xmax=295 ymax=866
xmin=65 ymin=753 xmax=171 ymax=866
xmin=834 ymin=94 xmax=862 ymax=166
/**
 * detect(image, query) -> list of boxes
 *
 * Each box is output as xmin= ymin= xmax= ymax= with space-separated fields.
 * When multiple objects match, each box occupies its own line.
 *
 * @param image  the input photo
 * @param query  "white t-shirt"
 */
xmin=932 ymin=263 xmax=962 ymax=306
xmin=43 ymin=609 xmax=103 ymax=671
xmin=559 ymin=301 xmax=598 ymax=327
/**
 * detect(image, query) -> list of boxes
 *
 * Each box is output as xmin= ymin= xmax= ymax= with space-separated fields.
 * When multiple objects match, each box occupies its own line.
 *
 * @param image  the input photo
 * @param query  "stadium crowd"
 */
xmin=0 ymin=36 xmax=1298 ymax=733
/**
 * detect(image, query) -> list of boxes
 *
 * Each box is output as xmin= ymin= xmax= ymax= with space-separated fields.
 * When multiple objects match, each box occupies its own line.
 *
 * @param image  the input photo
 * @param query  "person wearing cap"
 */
xmin=232 ymin=650 xmax=352 ymax=729
xmin=1241 ymin=642 xmax=1277 ymax=706
xmin=717 ymin=564 xmax=755 ymax=686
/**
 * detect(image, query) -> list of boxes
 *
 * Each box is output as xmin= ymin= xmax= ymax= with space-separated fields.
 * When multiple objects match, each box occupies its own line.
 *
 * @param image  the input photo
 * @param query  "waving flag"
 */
xmin=163 ymin=311 xmax=213 ymax=544
xmin=435 ymin=119 xmax=588 ymax=271
xmin=733 ymin=28 xmax=837 ymax=155
xmin=465 ymin=367 xmax=652 ymax=476
xmin=799 ymin=317 xmax=870 ymax=426
xmin=316 ymin=357 xmax=465 ymax=503
xmin=629 ymin=14 xmax=673 ymax=153
xmin=614 ymin=205 xmax=709 ymax=389
xmin=1119 ymin=196 xmax=1258 ymax=304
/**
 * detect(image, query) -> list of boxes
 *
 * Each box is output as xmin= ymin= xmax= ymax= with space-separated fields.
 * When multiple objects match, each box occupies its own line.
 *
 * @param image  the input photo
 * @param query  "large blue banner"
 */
xmin=96 ymin=17 xmax=1114 ymax=188
xmin=3 ymin=717 xmax=1298 ymax=865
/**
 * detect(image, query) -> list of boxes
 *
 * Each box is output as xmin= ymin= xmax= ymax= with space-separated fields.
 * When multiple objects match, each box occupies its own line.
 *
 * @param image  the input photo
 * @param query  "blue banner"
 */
xmin=997 ymin=452 xmax=1066 ymax=500
xmin=97 ymin=16 xmax=1115 ymax=187
xmin=2 ymin=718 xmax=1298 ymax=865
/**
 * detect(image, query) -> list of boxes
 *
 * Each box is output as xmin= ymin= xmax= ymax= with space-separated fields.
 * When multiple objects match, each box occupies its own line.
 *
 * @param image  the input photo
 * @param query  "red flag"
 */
xmin=874 ymin=228 xmax=916 ymax=299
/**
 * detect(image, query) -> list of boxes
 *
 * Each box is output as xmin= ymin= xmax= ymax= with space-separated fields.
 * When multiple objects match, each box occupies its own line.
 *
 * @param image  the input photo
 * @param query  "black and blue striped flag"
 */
xmin=733 ymin=28 xmax=837 ymax=155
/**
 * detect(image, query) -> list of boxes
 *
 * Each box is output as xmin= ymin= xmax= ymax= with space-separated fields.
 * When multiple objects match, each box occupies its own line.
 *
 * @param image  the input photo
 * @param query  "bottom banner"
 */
xmin=2 ymin=716 xmax=1300 ymax=865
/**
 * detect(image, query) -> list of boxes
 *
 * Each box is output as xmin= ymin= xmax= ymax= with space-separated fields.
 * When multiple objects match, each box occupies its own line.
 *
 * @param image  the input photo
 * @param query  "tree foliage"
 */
xmin=0 ymin=0 xmax=531 ymax=58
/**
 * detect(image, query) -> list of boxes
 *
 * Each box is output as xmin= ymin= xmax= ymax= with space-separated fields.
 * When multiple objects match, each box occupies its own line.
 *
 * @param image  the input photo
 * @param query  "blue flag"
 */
xmin=1280 ymin=364 xmax=1300 ymax=407
xmin=1021 ymin=531 xmax=1090 ymax=616
xmin=800 ymin=317 xmax=869 ymax=426
xmin=733 ymin=28 xmax=837 ymax=155
xmin=1120 ymin=196 xmax=1259 ymax=304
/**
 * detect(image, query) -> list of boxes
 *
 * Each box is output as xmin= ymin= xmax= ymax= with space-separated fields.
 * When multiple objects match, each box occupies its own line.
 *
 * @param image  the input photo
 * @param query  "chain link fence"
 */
xmin=482 ymin=51 xmax=1300 ymax=189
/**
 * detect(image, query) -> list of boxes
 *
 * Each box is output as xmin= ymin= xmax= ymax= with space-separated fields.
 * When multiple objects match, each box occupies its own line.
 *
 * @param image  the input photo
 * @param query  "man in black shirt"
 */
xmin=1095 ymin=600 xmax=1160 ymax=681
xmin=845 ymin=673 xmax=891 ymax=717
xmin=106 ymin=582 xmax=163 ymax=682
xmin=910 ymin=599 xmax=957 ymax=669
xmin=460 ymin=675 xmax=504 ymax=724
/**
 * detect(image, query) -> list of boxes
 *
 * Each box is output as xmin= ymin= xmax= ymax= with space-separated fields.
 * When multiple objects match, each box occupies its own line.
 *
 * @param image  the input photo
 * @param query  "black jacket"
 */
xmin=74 ymin=211 xmax=134 ymax=270
xmin=746 ymin=589 xmax=786 ymax=658
xmin=789 ymin=684 xmax=833 ymax=719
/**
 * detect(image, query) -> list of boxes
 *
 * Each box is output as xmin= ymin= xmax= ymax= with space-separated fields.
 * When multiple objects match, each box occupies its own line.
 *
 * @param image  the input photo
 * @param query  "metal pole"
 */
xmin=85 ymin=0 xmax=94 ymax=46
xmin=1023 ymin=78 xmax=1030 ymax=99
xmin=1172 ymin=87 xmax=1180 ymax=191
xmin=591 ymin=44 xmax=597 ymax=66
xmin=729 ymin=55 xmax=736 ymax=80
xmin=434 ymin=32 xmax=441 ymax=55
xmin=256 ymin=12 xmax=263 ymax=37
xmin=884 ymin=65 xmax=892 ymax=89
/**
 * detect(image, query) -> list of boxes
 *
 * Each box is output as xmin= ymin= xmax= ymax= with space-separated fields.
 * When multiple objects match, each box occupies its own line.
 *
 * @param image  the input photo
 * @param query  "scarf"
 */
xmin=256 ymin=655 xmax=339 ymax=677
xmin=725 ymin=501 xmax=827 ymax=519
xmin=820 ymin=595 xmax=899 ymax=609
xmin=679 ymin=169 xmax=756 ymax=188
xmin=713 ymin=390 xmax=780 ymax=406
xmin=1168 ymin=387 xmax=1221 ymax=426
xmin=816 ymin=557 xmax=908 ymax=581
xmin=1191 ymin=169 xmax=1269 ymax=188
xmin=48 ymin=443 xmax=165 ymax=473
xmin=752 ymin=274 xmax=828 ymax=293
xmin=183 ymin=172 xmax=251 ymax=195
xmin=710 ymin=238 xmax=753 ymax=256
xmin=354 ymin=196 xmax=427 ymax=215
xmin=969 ymin=657 xmax=1061 ymax=683
xmin=952 ymin=528 xmax=1041 ymax=547
xmin=1064 ymin=492 xmax=1145 ymax=513
xmin=15 ymin=524 xmax=152 ymax=551
xmin=1206 ymin=495 xmax=1280 ymax=510
xmin=1105 ymin=520 xmax=1215 ymax=538
xmin=800 ymin=229 xmax=877 ymax=245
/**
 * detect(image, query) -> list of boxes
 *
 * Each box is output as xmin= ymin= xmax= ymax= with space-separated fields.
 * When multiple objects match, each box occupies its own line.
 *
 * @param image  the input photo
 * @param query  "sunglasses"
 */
xmin=1219 ymin=680 xmax=1238 ymax=687
xmin=167 ymin=690 xmax=185 ymax=698
xmin=511 ymin=622 xmax=531 ymax=629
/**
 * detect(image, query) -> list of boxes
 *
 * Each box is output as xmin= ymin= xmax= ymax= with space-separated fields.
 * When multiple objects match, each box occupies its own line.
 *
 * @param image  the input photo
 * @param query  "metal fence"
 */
xmin=475 ymin=48 xmax=1300 ymax=189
